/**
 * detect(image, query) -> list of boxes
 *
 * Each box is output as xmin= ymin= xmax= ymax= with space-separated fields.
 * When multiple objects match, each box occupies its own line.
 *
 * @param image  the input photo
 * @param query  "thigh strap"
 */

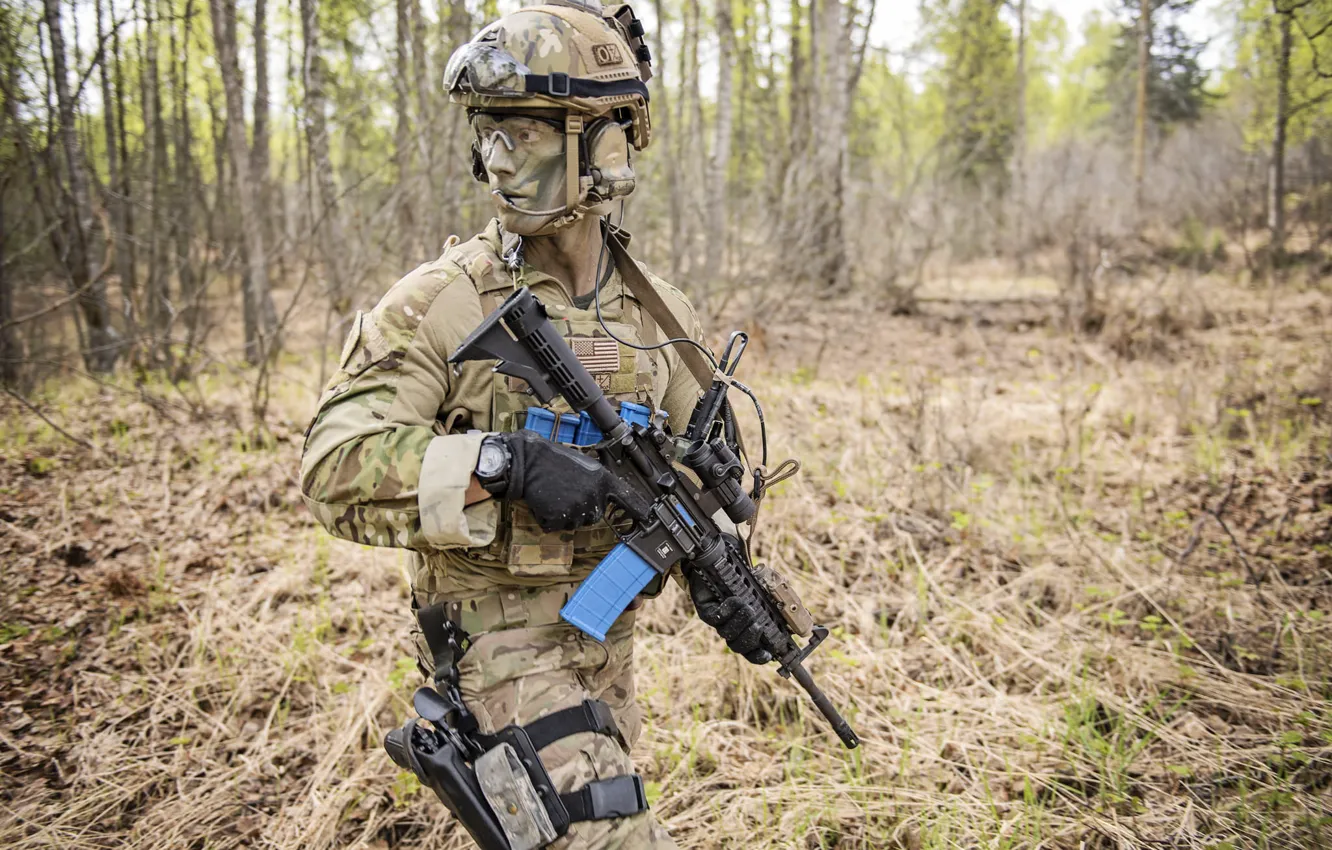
xmin=561 ymin=774 xmax=648 ymax=822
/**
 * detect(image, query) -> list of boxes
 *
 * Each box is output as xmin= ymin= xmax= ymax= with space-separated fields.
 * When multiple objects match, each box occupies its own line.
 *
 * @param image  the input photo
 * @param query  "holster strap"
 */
xmin=474 ymin=698 xmax=625 ymax=756
xmin=561 ymin=774 xmax=648 ymax=822
xmin=416 ymin=600 xmax=467 ymax=682
xmin=523 ymin=699 xmax=624 ymax=752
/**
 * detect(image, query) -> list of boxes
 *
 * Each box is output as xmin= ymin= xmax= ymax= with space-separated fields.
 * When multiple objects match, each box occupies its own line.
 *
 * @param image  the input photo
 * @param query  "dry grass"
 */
xmin=1 ymin=270 xmax=1330 ymax=849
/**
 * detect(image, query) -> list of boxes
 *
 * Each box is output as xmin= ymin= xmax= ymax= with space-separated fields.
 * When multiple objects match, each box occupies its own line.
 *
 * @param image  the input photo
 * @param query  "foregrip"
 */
xmin=691 ymin=537 xmax=782 ymax=646
xmin=692 ymin=537 xmax=860 ymax=749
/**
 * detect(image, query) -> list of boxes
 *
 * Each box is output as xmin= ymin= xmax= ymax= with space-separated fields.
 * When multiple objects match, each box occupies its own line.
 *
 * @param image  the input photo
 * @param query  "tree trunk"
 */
xmin=778 ymin=0 xmax=814 ymax=280
xmin=1269 ymin=7 xmax=1292 ymax=263
xmin=441 ymin=0 xmax=472 ymax=234
xmin=1013 ymin=0 xmax=1027 ymax=272
xmin=652 ymin=0 xmax=683 ymax=280
xmin=410 ymin=0 xmax=436 ymax=252
xmin=96 ymin=0 xmax=130 ymax=316
xmin=301 ymin=0 xmax=349 ymax=312
xmin=1133 ymin=0 xmax=1151 ymax=215
xmin=394 ymin=0 xmax=415 ymax=260
xmin=788 ymin=0 xmax=851 ymax=290
xmin=174 ymin=0 xmax=199 ymax=343
xmin=144 ymin=0 xmax=170 ymax=339
xmin=703 ymin=0 xmax=735 ymax=308
xmin=209 ymin=0 xmax=278 ymax=363
xmin=253 ymin=0 xmax=271 ymax=259
xmin=826 ymin=0 xmax=852 ymax=289
xmin=787 ymin=0 xmax=807 ymax=162
xmin=0 ymin=52 xmax=13 ymax=387
xmin=0 ymin=185 xmax=15 ymax=388
xmin=205 ymin=71 xmax=227 ymax=251
xmin=683 ymin=0 xmax=704 ymax=279
xmin=44 ymin=0 xmax=119 ymax=372
xmin=112 ymin=0 xmax=136 ymax=312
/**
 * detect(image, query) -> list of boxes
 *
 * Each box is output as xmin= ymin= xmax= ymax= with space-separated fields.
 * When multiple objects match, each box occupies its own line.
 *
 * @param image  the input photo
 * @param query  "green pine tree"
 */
xmin=924 ymin=0 xmax=1018 ymax=190
xmin=1098 ymin=0 xmax=1214 ymax=139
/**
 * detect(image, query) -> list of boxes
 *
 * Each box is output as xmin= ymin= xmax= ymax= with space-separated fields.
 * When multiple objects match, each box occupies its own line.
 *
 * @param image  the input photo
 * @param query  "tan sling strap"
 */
xmin=605 ymin=225 xmax=762 ymax=485
xmin=605 ymin=225 xmax=716 ymax=392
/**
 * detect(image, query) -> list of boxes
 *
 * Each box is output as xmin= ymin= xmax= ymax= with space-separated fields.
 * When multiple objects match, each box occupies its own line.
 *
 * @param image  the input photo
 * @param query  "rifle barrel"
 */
xmin=790 ymin=662 xmax=860 ymax=749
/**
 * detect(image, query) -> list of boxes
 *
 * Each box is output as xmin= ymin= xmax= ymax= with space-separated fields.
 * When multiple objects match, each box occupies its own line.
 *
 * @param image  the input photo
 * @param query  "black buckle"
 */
xmin=576 ymin=698 xmax=627 ymax=751
xmin=548 ymin=72 xmax=571 ymax=97
xmin=581 ymin=698 xmax=616 ymax=736
xmin=585 ymin=774 xmax=647 ymax=819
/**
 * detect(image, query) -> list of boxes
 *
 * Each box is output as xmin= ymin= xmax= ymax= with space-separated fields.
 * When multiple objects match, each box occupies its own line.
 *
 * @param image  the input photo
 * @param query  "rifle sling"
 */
xmin=605 ymin=226 xmax=715 ymax=393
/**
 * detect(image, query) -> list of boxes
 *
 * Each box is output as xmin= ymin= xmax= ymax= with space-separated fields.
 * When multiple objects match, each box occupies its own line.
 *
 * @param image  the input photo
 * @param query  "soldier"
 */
xmin=300 ymin=2 xmax=770 ymax=847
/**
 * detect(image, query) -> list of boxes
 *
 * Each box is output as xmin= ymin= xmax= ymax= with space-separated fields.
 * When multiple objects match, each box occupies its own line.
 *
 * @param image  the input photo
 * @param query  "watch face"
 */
xmin=477 ymin=443 xmax=505 ymax=477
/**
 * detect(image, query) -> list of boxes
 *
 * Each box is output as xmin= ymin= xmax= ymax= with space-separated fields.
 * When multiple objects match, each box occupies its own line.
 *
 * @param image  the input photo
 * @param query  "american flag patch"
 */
xmin=570 ymin=338 xmax=620 ymax=374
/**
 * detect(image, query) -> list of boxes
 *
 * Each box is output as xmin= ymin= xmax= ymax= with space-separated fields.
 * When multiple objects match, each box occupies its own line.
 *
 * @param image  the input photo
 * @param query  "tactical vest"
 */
xmin=441 ymin=233 xmax=668 ymax=579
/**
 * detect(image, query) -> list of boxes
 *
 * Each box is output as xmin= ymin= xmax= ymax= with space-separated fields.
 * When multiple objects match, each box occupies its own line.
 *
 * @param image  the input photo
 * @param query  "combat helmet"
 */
xmin=444 ymin=0 xmax=653 ymax=232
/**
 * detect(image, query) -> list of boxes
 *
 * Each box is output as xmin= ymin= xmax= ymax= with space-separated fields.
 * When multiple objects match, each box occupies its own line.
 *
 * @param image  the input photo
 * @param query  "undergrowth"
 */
xmin=1 ymin=272 xmax=1329 ymax=849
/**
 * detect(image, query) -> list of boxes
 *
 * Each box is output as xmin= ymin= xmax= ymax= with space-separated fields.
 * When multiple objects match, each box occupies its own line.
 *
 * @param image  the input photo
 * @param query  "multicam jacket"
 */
xmin=299 ymin=220 xmax=707 ymax=597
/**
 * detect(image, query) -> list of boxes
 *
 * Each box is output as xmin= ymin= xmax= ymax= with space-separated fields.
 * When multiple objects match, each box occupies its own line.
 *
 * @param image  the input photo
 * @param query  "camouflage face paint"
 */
xmin=473 ymin=114 xmax=569 ymax=235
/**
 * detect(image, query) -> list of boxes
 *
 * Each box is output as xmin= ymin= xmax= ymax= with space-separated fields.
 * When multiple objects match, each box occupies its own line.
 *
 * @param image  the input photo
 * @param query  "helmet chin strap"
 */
xmin=564 ymin=113 xmax=584 ymax=211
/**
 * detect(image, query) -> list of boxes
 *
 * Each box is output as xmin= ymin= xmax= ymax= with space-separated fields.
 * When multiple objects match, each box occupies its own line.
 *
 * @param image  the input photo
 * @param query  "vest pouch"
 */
xmin=485 ymin=307 xmax=661 ymax=577
xmin=571 ymin=523 xmax=619 ymax=557
xmin=501 ymin=501 xmax=576 ymax=576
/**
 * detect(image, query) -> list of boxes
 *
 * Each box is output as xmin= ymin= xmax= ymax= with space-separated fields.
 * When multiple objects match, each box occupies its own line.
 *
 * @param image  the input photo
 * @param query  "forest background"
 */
xmin=2 ymin=0 xmax=1332 ymax=847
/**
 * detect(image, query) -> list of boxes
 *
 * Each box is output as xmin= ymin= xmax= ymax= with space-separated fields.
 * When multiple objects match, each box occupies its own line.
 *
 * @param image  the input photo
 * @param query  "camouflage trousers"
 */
xmin=413 ymin=585 xmax=676 ymax=850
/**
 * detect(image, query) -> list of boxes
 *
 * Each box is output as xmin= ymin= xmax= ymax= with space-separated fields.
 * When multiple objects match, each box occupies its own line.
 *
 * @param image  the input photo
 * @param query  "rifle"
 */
xmin=450 ymin=287 xmax=859 ymax=749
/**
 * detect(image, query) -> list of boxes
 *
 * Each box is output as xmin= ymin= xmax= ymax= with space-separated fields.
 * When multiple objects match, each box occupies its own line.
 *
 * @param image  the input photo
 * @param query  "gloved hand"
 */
xmin=688 ymin=535 xmax=773 ymax=665
xmin=491 ymin=430 xmax=618 ymax=532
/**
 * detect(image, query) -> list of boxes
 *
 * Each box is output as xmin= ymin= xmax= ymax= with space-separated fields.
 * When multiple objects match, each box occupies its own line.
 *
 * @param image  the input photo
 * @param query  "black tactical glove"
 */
xmin=487 ymin=430 xmax=618 ymax=532
xmin=688 ymin=535 xmax=774 ymax=665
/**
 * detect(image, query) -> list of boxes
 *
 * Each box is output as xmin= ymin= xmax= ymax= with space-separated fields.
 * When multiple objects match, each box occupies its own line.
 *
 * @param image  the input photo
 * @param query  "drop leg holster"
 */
xmin=383 ymin=601 xmax=650 ymax=850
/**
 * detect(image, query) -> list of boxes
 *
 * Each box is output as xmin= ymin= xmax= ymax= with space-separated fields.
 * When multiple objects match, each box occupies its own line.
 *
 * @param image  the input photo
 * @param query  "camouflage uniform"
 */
xmin=301 ymin=219 xmax=702 ymax=848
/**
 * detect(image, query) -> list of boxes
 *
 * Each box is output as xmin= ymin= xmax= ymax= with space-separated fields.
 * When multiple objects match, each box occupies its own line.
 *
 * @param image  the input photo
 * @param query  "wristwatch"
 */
xmin=475 ymin=436 xmax=512 ymax=495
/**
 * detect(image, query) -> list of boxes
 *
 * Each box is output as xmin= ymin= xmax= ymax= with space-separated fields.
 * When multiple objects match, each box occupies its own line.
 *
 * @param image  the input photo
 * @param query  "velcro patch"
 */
xmin=571 ymin=338 xmax=620 ymax=373
xmin=592 ymin=43 xmax=623 ymax=66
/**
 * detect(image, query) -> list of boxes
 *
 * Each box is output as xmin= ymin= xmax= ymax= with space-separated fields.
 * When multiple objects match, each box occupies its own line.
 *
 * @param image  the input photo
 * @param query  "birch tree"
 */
xmin=44 ymin=0 xmax=119 ymax=372
xmin=1134 ymin=0 xmax=1150 ymax=211
xmin=704 ymin=0 xmax=736 ymax=304
xmin=301 ymin=0 xmax=349 ymax=312
xmin=209 ymin=0 xmax=278 ymax=362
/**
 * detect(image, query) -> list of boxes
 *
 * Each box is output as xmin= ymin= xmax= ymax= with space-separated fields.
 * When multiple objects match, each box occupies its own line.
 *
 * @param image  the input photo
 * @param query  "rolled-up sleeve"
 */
xmin=418 ymin=433 xmax=500 ymax=548
xmin=300 ymin=266 xmax=498 ymax=552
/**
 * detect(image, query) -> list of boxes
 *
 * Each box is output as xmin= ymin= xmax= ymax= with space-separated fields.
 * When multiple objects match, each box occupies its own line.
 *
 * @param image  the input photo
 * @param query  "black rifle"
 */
xmin=450 ymin=287 xmax=858 ymax=749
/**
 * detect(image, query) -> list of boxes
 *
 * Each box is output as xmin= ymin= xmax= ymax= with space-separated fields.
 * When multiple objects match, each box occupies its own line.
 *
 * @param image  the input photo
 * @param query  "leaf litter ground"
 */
xmin=1 ymin=273 xmax=1331 ymax=849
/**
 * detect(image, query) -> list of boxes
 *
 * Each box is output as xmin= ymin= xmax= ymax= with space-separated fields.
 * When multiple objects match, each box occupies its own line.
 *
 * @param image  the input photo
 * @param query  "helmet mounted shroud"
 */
xmin=445 ymin=2 xmax=653 ymax=233
xmin=444 ymin=42 xmax=649 ymax=105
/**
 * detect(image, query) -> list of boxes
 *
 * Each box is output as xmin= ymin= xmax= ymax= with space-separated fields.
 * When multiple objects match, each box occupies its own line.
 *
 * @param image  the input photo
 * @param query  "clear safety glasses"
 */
xmin=444 ymin=41 xmax=532 ymax=98
xmin=472 ymin=114 xmax=566 ymax=161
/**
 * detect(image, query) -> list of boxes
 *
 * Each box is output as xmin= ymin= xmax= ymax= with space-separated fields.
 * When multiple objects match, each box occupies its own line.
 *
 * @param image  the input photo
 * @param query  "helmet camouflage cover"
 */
xmin=444 ymin=2 xmax=653 ymax=150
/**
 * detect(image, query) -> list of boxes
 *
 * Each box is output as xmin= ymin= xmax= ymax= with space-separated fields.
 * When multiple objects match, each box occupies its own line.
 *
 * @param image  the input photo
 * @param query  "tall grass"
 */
xmin=1 ymin=271 xmax=1330 ymax=849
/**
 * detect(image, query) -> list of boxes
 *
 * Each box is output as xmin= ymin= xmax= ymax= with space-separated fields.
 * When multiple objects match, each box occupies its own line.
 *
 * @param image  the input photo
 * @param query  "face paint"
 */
xmin=472 ymin=114 xmax=569 ymax=235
